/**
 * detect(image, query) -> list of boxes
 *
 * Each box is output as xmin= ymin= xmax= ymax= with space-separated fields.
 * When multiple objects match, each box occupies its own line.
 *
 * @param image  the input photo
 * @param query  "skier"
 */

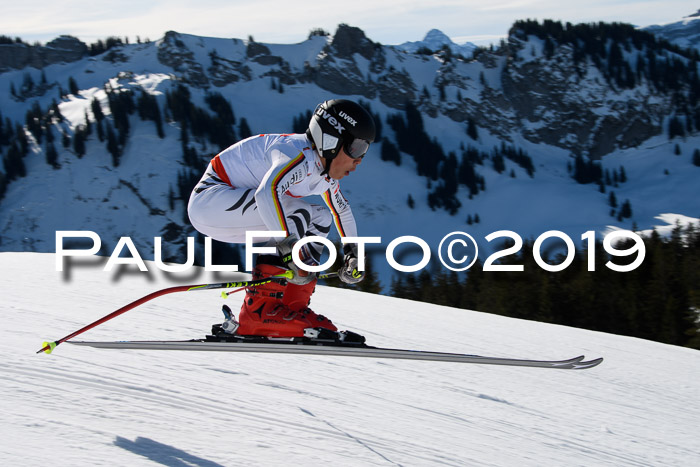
xmin=187 ymin=99 xmax=376 ymax=340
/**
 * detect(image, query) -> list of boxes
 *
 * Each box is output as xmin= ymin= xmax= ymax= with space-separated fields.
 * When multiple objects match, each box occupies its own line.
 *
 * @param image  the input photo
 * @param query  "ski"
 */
xmin=67 ymin=339 xmax=603 ymax=370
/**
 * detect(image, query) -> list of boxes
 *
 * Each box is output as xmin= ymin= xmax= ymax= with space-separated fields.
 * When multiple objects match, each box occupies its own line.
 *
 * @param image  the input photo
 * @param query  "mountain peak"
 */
xmin=424 ymin=29 xmax=452 ymax=42
xmin=396 ymin=29 xmax=476 ymax=57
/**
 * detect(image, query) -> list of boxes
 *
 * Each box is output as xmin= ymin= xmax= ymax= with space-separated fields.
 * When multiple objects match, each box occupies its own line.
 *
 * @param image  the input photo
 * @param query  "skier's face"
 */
xmin=329 ymin=147 xmax=362 ymax=180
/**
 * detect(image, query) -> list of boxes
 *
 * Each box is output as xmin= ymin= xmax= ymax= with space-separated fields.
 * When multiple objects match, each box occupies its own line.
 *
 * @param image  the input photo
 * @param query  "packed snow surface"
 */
xmin=2 ymin=252 xmax=699 ymax=466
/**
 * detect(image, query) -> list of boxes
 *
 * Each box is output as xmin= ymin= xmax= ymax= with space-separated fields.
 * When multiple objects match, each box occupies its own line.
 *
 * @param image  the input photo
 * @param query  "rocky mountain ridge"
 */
xmin=0 ymin=36 xmax=88 ymax=72
xmin=3 ymin=22 xmax=698 ymax=158
xmin=146 ymin=24 xmax=700 ymax=159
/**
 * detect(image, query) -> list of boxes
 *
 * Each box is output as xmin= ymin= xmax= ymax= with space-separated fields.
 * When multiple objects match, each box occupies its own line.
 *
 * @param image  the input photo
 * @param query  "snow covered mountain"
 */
xmin=2 ymin=252 xmax=699 ymax=465
xmin=644 ymin=9 xmax=700 ymax=51
xmin=0 ymin=22 xmax=699 ymax=289
xmin=395 ymin=29 xmax=478 ymax=57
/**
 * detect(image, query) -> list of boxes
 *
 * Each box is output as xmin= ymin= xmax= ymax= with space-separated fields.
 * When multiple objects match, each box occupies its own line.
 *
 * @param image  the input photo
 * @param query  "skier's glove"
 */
xmin=338 ymin=244 xmax=365 ymax=284
xmin=277 ymin=235 xmax=317 ymax=285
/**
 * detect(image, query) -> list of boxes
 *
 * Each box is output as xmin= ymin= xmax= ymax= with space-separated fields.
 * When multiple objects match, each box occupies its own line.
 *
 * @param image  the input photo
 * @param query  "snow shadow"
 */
xmin=114 ymin=436 xmax=225 ymax=467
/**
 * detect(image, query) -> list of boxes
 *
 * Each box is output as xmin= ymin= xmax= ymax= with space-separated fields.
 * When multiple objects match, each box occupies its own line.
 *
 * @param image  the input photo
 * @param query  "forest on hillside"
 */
xmin=387 ymin=223 xmax=700 ymax=350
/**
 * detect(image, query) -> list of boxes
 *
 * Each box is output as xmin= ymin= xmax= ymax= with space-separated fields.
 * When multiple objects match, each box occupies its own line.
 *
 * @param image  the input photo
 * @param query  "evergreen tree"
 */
xmin=492 ymin=154 xmax=505 ymax=173
xmin=106 ymin=121 xmax=121 ymax=167
xmin=466 ymin=118 xmax=478 ymax=140
xmin=458 ymin=151 xmax=481 ymax=196
xmin=292 ymin=110 xmax=312 ymax=133
xmin=45 ymin=124 xmax=54 ymax=144
xmin=390 ymin=275 xmax=408 ymax=299
xmin=168 ymin=186 xmax=175 ymax=211
xmin=153 ymin=102 xmax=165 ymax=139
xmin=355 ymin=255 xmax=383 ymax=294
xmin=238 ymin=118 xmax=252 ymax=140
xmin=50 ymin=100 xmax=63 ymax=123
xmin=620 ymin=199 xmax=633 ymax=218
xmin=45 ymin=141 xmax=59 ymax=168
xmin=380 ymin=138 xmax=401 ymax=165
xmin=21 ymin=72 xmax=34 ymax=95
xmin=73 ymin=126 xmax=86 ymax=158
xmin=137 ymin=90 xmax=165 ymax=138
xmin=15 ymin=123 xmax=28 ymax=155
xmin=84 ymin=111 xmax=91 ymax=136
xmin=0 ymin=171 xmax=6 ymax=202
xmin=572 ymin=153 xmax=602 ymax=184
xmin=68 ymin=76 xmax=79 ymax=95
xmin=3 ymin=142 xmax=26 ymax=180
xmin=619 ymin=165 xmax=627 ymax=183
xmin=96 ymin=120 xmax=105 ymax=142
xmin=205 ymin=92 xmax=235 ymax=125
xmin=91 ymin=98 xmax=105 ymax=122
xmin=25 ymin=102 xmax=43 ymax=144
xmin=668 ymin=116 xmax=685 ymax=139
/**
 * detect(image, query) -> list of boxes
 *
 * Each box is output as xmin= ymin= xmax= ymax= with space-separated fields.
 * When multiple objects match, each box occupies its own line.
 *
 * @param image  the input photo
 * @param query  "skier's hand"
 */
xmin=339 ymin=245 xmax=365 ymax=284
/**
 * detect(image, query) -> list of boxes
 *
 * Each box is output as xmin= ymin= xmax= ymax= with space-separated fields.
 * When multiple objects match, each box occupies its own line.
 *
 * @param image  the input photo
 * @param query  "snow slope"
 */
xmin=2 ymin=252 xmax=699 ymax=466
xmin=644 ymin=9 xmax=700 ymax=51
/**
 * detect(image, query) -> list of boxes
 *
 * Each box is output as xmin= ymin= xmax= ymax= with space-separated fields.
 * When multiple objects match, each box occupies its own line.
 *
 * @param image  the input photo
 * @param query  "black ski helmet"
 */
xmin=306 ymin=99 xmax=376 ymax=163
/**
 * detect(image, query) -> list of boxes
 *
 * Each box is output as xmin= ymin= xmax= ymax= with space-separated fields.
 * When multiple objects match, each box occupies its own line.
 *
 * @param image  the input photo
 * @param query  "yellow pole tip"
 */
xmin=40 ymin=341 xmax=57 ymax=354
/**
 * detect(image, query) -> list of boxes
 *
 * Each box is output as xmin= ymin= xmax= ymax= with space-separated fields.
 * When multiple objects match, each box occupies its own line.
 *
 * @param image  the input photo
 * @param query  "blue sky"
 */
xmin=2 ymin=0 xmax=697 ymax=46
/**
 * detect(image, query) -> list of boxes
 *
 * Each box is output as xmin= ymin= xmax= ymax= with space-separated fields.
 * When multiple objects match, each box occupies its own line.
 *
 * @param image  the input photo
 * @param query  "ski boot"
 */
xmin=282 ymin=274 xmax=365 ymax=344
xmin=235 ymin=261 xmax=338 ymax=338
xmin=282 ymin=279 xmax=337 ymax=333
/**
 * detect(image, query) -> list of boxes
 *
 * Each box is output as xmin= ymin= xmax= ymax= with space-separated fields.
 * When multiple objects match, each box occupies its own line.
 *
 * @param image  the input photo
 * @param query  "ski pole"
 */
xmin=221 ymin=271 xmax=338 ymax=297
xmin=36 ymin=271 xmax=295 ymax=355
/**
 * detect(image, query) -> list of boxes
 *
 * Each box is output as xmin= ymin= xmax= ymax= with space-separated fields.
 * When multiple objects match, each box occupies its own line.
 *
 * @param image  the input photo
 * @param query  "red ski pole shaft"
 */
xmin=37 ymin=273 xmax=293 ymax=355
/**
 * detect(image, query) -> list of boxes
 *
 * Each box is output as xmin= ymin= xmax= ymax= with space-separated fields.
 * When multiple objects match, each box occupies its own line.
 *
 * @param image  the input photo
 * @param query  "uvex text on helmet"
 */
xmin=307 ymin=99 xmax=376 ymax=160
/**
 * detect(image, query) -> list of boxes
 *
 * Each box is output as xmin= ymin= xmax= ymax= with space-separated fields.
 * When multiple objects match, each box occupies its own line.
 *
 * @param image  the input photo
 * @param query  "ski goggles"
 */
xmin=344 ymin=138 xmax=371 ymax=159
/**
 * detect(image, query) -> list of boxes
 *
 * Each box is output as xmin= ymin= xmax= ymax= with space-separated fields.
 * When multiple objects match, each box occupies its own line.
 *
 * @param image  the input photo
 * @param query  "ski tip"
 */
xmin=37 ymin=341 xmax=57 ymax=355
xmin=574 ymin=357 xmax=604 ymax=369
